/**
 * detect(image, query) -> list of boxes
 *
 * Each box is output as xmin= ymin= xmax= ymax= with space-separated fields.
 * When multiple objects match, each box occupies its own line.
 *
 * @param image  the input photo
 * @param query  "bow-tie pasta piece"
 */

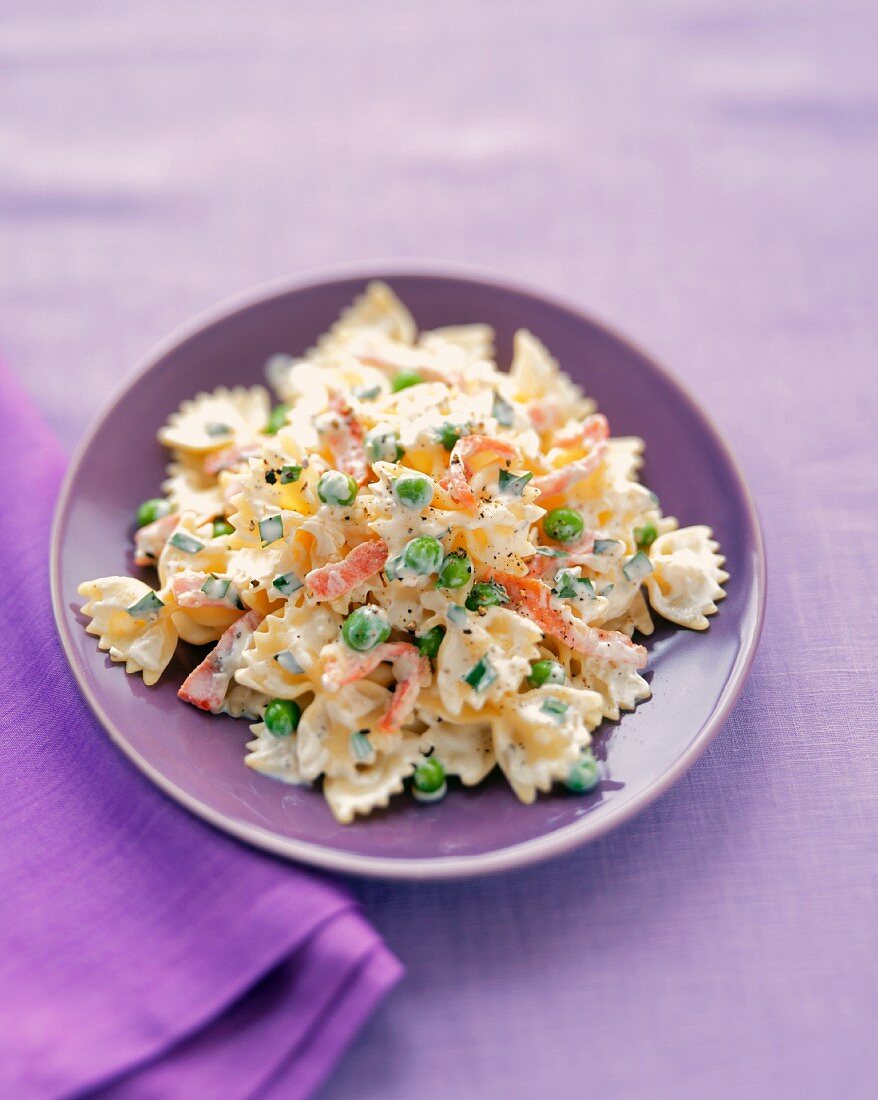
xmin=162 ymin=453 xmax=228 ymax=520
xmin=78 ymin=577 xmax=178 ymax=685
xmin=418 ymin=715 xmax=496 ymax=786
xmin=311 ymin=280 xmax=416 ymax=360
xmin=235 ymin=602 xmax=339 ymax=699
xmin=323 ymin=741 xmax=427 ymax=824
xmin=296 ymin=680 xmax=403 ymax=783
xmin=509 ymin=329 xmax=595 ymax=430
xmin=645 ymin=526 xmax=728 ymax=630
xmin=221 ymin=683 xmax=268 ymax=721
xmin=542 ymin=638 xmax=652 ymax=722
xmin=158 ymin=386 xmax=270 ymax=455
xmin=604 ymin=437 xmax=645 ymax=483
xmin=492 ymin=686 xmax=604 ymax=803
xmin=156 ymin=512 xmax=231 ymax=587
xmin=245 ymin=719 xmax=306 ymax=784
xmin=419 ymin=323 xmax=495 ymax=366
xmin=602 ymin=588 xmax=655 ymax=640
xmin=433 ymin=606 xmax=541 ymax=718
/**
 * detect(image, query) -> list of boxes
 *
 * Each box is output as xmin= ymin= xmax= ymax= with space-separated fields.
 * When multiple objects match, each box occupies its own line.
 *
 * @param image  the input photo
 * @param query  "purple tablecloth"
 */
xmin=2 ymin=1 xmax=875 ymax=1097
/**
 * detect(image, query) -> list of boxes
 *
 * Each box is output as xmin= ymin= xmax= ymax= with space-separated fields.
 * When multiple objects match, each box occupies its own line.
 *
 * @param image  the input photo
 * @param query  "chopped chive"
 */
xmin=593 ymin=538 xmax=619 ymax=555
xmin=126 ymin=591 xmax=164 ymax=618
xmin=264 ymin=404 xmax=291 ymax=435
xmin=553 ymin=570 xmax=595 ymax=600
xmin=259 ymin=515 xmax=284 ymax=546
xmin=622 ymin=551 xmax=653 ymax=584
xmin=204 ymin=421 xmax=232 ymax=437
xmin=168 ymin=532 xmax=204 ymax=554
xmin=540 ymin=697 xmax=569 ymax=719
xmin=553 ymin=569 xmax=578 ymax=599
xmin=354 ymin=383 xmax=381 ymax=401
xmin=498 ymin=469 xmax=533 ymax=496
xmin=271 ymin=572 xmax=302 ymax=596
xmin=350 ymin=730 xmax=375 ymax=763
xmin=491 ymin=390 xmax=515 ymax=427
xmin=201 ymin=575 xmax=231 ymax=600
xmin=462 ymin=655 xmax=498 ymax=692
xmin=534 ymin=546 xmax=567 ymax=558
xmin=384 ymin=555 xmax=403 ymax=582
xmin=415 ymin=626 xmax=446 ymax=660
xmin=447 ymin=604 xmax=468 ymax=626
xmin=275 ymin=650 xmax=304 ymax=674
xmin=212 ymin=518 xmax=234 ymax=538
xmin=280 ymin=465 xmax=303 ymax=484
xmin=435 ymin=422 xmax=467 ymax=451
xmin=599 ymin=583 xmax=614 ymax=597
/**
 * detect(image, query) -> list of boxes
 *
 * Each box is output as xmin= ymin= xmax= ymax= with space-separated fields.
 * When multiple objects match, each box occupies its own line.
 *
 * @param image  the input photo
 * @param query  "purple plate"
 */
xmin=51 ymin=268 xmax=765 ymax=879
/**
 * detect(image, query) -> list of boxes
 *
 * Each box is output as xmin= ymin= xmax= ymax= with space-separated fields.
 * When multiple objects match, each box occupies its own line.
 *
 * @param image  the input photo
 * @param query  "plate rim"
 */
xmin=50 ymin=262 xmax=767 ymax=880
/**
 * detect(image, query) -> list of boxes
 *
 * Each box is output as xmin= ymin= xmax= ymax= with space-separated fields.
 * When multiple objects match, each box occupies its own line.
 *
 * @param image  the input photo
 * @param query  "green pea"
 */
xmin=264 ymin=403 xmax=291 ymax=435
xmin=402 ymin=536 xmax=444 ymax=575
xmin=543 ymin=507 xmax=584 ymax=544
xmin=528 ymin=659 xmax=566 ymax=688
xmin=391 ymin=369 xmax=424 ymax=392
xmin=342 ymin=606 xmax=391 ymax=651
xmin=212 ymin=518 xmax=234 ymax=538
xmin=634 ymin=523 xmax=658 ymax=550
xmin=264 ymin=698 xmax=301 ymax=737
xmin=365 ymin=428 xmax=404 ymax=463
xmin=436 ymin=550 xmax=473 ymax=590
xmin=393 ymin=472 xmax=434 ymax=510
xmin=413 ymin=756 xmax=446 ymax=795
xmin=318 ymin=470 xmax=358 ymax=506
xmin=136 ymin=498 xmax=172 ymax=528
xmin=415 ymin=625 xmax=445 ymax=660
xmin=465 ymin=580 xmax=509 ymax=611
xmin=565 ymin=750 xmax=600 ymax=794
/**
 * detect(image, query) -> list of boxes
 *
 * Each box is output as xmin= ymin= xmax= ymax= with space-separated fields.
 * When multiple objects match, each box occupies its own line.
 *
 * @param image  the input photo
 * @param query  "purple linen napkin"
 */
xmin=0 ymin=362 xmax=402 ymax=1099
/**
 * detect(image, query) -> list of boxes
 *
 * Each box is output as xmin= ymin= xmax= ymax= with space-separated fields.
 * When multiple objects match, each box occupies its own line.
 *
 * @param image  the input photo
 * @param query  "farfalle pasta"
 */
xmin=78 ymin=283 xmax=728 ymax=822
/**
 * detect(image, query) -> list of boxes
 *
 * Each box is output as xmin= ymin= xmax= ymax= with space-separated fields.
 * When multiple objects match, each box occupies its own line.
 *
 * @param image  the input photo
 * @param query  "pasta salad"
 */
xmin=78 ymin=283 xmax=728 ymax=823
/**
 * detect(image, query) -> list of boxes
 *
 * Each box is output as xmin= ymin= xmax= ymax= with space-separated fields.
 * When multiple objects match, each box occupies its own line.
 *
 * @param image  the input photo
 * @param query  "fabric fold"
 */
xmin=0 ymin=361 xmax=402 ymax=1099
